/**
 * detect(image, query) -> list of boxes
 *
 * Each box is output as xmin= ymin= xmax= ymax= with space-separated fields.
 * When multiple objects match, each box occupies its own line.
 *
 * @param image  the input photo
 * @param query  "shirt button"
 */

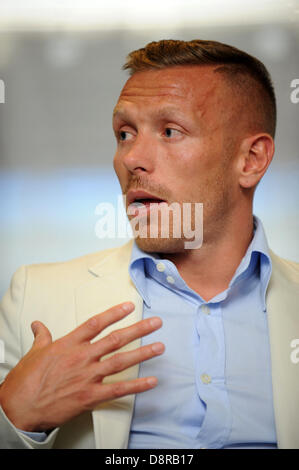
xmin=201 ymin=305 xmax=211 ymax=315
xmin=156 ymin=262 xmax=166 ymax=272
xmin=201 ymin=373 xmax=212 ymax=384
xmin=166 ymin=275 xmax=175 ymax=284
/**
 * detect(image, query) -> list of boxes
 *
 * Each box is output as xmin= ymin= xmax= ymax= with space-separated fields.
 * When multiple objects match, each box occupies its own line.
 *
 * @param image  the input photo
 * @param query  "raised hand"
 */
xmin=0 ymin=302 xmax=164 ymax=432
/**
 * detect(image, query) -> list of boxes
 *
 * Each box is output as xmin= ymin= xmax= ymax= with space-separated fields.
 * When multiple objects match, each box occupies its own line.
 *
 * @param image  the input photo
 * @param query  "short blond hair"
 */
xmin=123 ymin=39 xmax=276 ymax=138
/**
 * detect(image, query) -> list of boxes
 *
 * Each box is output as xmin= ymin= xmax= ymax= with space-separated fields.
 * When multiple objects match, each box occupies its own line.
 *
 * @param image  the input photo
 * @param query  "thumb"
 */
xmin=31 ymin=321 xmax=52 ymax=348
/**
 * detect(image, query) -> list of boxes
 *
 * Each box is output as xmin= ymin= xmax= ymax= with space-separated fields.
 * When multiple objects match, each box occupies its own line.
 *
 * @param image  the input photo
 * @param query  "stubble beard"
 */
xmin=124 ymin=158 xmax=234 ymax=255
xmin=131 ymin=203 xmax=197 ymax=254
xmin=130 ymin=179 xmax=234 ymax=255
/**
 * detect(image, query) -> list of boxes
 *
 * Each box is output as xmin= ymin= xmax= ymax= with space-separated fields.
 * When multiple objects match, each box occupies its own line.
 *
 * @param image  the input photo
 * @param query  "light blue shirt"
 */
xmin=127 ymin=216 xmax=277 ymax=449
xmin=21 ymin=216 xmax=277 ymax=448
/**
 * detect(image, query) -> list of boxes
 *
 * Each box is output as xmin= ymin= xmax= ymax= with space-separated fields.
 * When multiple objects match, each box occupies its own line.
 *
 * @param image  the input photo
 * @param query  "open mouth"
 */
xmin=132 ymin=197 xmax=165 ymax=207
xmin=126 ymin=190 xmax=167 ymax=216
xmin=127 ymin=190 xmax=166 ymax=206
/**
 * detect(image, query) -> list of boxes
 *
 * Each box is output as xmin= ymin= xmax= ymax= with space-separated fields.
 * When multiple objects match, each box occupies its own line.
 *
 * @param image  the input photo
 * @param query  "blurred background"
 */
xmin=0 ymin=0 xmax=298 ymax=298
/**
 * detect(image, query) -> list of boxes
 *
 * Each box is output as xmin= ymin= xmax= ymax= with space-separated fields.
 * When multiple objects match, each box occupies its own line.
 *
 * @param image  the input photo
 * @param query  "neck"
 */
xmin=164 ymin=210 xmax=255 ymax=302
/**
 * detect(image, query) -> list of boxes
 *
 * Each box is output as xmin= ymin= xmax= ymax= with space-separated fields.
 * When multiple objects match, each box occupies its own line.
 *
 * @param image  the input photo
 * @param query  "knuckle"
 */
xmin=110 ymin=352 xmax=123 ymax=371
xmin=74 ymin=388 xmax=93 ymax=407
xmin=108 ymin=331 xmax=122 ymax=349
xmin=86 ymin=317 xmax=98 ymax=331
xmin=112 ymin=382 xmax=126 ymax=398
xmin=140 ymin=348 xmax=151 ymax=362
xmin=140 ymin=318 xmax=154 ymax=334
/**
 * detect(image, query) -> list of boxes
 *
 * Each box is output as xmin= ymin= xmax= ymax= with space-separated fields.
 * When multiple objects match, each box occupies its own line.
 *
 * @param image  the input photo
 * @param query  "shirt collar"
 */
xmin=129 ymin=215 xmax=272 ymax=311
xmin=129 ymin=244 xmax=160 ymax=308
xmin=228 ymin=215 xmax=272 ymax=311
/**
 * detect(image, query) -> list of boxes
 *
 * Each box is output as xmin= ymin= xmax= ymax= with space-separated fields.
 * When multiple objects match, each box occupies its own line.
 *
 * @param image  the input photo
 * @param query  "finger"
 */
xmin=93 ymin=342 xmax=165 ymax=378
xmin=91 ymin=376 xmax=158 ymax=405
xmin=31 ymin=321 xmax=52 ymax=348
xmin=89 ymin=316 xmax=163 ymax=359
xmin=63 ymin=302 xmax=135 ymax=345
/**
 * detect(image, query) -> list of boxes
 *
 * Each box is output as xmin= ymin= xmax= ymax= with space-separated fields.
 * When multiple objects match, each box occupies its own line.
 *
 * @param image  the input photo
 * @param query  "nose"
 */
xmin=116 ymin=133 xmax=155 ymax=176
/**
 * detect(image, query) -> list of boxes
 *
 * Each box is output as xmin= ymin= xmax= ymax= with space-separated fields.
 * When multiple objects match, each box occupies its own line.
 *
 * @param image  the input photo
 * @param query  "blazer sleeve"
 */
xmin=0 ymin=266 xmax=58 ymax=449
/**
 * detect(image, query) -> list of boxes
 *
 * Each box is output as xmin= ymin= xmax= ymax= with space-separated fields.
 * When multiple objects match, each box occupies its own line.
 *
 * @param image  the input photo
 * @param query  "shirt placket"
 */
xmin=193 ymin=302 xmax=232 ymax=448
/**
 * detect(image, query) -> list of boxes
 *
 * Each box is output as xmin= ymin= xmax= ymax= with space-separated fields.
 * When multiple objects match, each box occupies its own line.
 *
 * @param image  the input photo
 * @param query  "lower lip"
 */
xmin=128 ymin=201 xmax=166 ymax=218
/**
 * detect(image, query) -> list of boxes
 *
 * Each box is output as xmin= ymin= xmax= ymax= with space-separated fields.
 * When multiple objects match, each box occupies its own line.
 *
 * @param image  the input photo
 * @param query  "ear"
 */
xmin=237 ymin=133 xmax=275 ymax=189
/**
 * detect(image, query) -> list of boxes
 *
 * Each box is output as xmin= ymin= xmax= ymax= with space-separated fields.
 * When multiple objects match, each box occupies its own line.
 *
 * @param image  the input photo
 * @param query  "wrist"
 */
xmin=0 ymin=386 xmax=38 ymax=432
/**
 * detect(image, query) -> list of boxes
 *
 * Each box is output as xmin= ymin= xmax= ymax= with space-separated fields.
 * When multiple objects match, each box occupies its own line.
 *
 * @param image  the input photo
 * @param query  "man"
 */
xmin=0 ymin=39 xmax=298 ymax=449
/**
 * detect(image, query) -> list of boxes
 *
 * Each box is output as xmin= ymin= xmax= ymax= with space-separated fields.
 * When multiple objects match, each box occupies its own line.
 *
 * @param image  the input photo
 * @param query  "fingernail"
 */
xmin=147 ymin=377 xmax=158 ymax=387
xmin=150 ymin=317 xmax=162 ymax=328
xmin=122 ymin=302 xmax=134 ymax=313
xmin=152 ymin=343 xmax=164 ymax=354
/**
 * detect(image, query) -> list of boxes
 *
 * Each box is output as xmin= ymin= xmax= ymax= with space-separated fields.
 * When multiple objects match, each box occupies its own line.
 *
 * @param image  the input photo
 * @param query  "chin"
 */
xmin=134 ymin=236 xmax=186 ymax=254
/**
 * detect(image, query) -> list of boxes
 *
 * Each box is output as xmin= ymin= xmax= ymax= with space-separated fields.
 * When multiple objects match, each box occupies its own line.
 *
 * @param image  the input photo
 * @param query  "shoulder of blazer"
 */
xmin=24 ymin=240 xmax=134 ymax=285
xmin=269 ymin=249 xmax=299 ymax=284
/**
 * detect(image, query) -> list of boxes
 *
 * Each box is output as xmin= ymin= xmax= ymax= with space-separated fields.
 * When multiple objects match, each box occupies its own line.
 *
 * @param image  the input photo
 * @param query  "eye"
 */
xmin=119 ymin=130 xmax=130 ymax=141
xmin=164 ymin=127 xmax=181 ymax=138
xmin=116 ymin=128 xmax=135 ymax=142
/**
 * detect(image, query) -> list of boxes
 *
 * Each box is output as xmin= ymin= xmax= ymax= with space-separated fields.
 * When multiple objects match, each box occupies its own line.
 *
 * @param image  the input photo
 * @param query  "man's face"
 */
xmin=113 ymin=65 xmax=241 ymax=253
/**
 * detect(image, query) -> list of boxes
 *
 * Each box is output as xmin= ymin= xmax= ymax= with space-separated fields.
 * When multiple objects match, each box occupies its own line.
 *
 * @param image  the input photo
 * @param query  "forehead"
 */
xmin=114 ymin=65 xmax=221 ymax=115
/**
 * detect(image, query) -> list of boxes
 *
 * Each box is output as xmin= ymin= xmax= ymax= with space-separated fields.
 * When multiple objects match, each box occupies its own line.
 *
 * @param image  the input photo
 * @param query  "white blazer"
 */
xmin=0 ymin=241 xmax=298 ymax=449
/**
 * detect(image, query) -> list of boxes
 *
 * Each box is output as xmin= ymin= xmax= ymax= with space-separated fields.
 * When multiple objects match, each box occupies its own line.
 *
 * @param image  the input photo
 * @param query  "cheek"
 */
xmin=167 ymin=145 xmax=206 ymax=189
xmin=173 ymin=139 xmax=215 ymax=172
xmin=168 ymin=144 xmax=228 ymax=200
xmin=113 ymin=151 xmax=120 ymax=173
xmin=113 ymin=153 xmax=127 ymax=189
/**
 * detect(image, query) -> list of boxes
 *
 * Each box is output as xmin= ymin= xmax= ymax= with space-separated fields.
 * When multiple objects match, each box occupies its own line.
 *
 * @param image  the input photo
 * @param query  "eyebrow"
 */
xmin=113 ymin=107 xmax=126 ymax=118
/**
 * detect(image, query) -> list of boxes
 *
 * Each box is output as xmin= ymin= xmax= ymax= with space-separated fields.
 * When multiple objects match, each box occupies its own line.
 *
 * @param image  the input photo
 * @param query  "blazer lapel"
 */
xmin=75 ymin=242 xmax=143 ymax=449
xmin=267 ymin=251 xmax=299 ymax=449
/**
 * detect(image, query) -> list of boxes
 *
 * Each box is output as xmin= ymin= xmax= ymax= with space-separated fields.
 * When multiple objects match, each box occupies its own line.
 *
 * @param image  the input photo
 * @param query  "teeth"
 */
xmin=130 ymin=198 xmax=164 ymax=206
xmin=132 ymin=201 xmax=145 ymax=206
